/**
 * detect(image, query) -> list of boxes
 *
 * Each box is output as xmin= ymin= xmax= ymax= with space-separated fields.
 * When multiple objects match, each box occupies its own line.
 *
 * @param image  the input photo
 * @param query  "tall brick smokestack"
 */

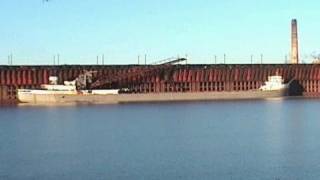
xmin=291 ymin=19 xmax=299 ymax=64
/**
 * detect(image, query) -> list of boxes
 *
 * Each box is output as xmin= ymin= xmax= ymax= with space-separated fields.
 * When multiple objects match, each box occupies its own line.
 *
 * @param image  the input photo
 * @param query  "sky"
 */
xmin=0 ymin=0 xmax=319 ymax=65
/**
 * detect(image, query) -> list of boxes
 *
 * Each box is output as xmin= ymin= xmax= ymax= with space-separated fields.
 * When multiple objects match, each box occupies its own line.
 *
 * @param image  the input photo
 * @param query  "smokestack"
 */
xmin=291 ymin=19 xmax=299 ymax=64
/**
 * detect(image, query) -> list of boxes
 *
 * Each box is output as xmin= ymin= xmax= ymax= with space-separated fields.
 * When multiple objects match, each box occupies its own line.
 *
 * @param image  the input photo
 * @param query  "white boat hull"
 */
xmin=17 ymin=89 xmax=288 ymax=105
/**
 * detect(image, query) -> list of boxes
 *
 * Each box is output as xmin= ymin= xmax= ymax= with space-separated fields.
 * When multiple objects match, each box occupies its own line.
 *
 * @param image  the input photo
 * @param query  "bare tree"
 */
xmin=311 ymin=51 xmax=320 ymax=63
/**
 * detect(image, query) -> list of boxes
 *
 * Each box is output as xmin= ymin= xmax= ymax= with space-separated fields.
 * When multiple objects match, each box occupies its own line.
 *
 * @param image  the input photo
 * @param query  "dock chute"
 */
xmin=89 ymin=57 xmax=187 ymax=89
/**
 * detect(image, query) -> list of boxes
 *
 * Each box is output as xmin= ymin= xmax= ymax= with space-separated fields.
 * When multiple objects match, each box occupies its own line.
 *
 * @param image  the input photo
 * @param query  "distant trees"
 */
xmin=311 ymin=51 xmax=320 ymax=63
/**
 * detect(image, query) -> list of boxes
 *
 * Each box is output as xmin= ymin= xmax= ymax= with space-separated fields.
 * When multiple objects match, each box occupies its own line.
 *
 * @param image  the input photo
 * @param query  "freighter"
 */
xmin=17 ymin=74 xmax=289 ymax=104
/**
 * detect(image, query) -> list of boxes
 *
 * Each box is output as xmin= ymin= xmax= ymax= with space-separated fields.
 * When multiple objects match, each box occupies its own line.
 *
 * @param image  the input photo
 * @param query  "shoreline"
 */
xmin=1 ymin=95 xmax=318 ymax=107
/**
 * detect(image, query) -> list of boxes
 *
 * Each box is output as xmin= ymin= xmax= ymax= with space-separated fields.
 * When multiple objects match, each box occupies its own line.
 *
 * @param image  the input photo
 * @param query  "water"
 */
xmin=1 ymin=98 xmax=320 ymax=180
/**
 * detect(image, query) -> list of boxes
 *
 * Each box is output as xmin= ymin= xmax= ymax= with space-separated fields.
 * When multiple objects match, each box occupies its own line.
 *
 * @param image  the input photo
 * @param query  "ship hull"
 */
xmin=17 ymin=89 xmax=288 ymax=105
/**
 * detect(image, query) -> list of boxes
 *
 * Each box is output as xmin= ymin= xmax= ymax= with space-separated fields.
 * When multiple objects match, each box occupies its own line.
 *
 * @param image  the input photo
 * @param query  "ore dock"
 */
xmin=1 ymin=19 xmax=319 ymax=104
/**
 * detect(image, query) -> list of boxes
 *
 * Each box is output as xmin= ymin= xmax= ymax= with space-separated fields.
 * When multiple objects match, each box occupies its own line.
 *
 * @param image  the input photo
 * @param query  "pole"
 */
xmin=96 ymin=56 xmax=99 ymax=65
xmin=260 ymin=54 xmax=263 ymax=64
xmin=251 ymin=55 xmax=253 ymax=64
xmin=57 ymin=54 xmax=60 ymax=65
xmin=102 ymin=54 xmax=105 ymax=65
xmin=214 ymin=55 xmax=217 ymax=64
xmin=144 ymin=54 xmax=147 ymax=65
xmin=53 ymin=55 xmax=56 ymax=65
xmin=224 ymin=54 xmax=226 ymax=64
xmin=285 ymin=55 xmax=288 ymax=64
xmin=10 ymin=54 xmax=13 ymax=65
xmin=185 ymin=54 xmax=188 ymax=64
xmin=138 ymin=55 xmax=140 ymax=64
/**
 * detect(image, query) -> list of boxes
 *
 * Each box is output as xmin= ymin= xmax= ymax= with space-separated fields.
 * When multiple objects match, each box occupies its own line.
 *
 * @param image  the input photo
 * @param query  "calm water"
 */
xmin=1 ymin=98 xmax=320 ymax=180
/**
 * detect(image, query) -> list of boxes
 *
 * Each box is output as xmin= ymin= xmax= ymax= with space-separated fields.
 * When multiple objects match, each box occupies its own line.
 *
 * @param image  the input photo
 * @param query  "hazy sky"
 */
xmin=0 ymin=0 xmax=319 ymax=65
